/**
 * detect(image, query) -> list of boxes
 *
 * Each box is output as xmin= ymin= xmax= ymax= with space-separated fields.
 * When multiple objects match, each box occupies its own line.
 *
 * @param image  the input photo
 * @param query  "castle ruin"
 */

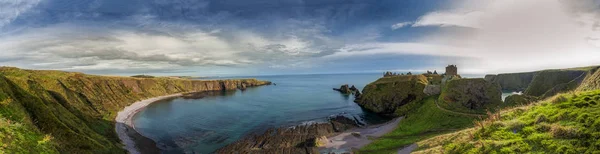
xmin=446 ymin=65 xmax=458 ymax=76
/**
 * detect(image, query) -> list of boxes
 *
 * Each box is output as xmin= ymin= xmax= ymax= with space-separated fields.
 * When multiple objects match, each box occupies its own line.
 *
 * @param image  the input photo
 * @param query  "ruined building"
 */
xmin=446 ymin=65 xmax=458 ymax=76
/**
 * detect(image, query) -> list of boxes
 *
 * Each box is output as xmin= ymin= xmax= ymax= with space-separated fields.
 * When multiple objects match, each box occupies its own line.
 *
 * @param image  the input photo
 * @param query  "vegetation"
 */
xmin=130 ymin=75 xmax=155 ymax=78
xmin=502 ymin=94 xmax=539 ymax=108
xmin=358 ymin=97 xmax=480 ymax=154
xmin=360 ymin=65 xmax=600 ymax=154
xmin=439 ymin=78 xmax=503 ymax=114
xmin=415 ymin=90 xmax=600 ymax=153
xmin=577 ymin=67 xmax=600 ymax=91
xmin=357 ymin=75 xmax=429 ymax=116
xmin=0 ymin=67 xmax=269 ymax=153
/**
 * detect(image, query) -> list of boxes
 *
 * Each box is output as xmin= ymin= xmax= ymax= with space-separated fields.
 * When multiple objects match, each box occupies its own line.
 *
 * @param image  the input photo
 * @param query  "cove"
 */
xmin=132 ymin=73 xmax=388 ymax=153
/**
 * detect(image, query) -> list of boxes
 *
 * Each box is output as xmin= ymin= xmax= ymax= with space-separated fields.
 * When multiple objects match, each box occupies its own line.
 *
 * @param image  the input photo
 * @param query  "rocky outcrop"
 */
xmin=0 ymin=67 xmax=271 ymax=153
xmin=215 ymin=116 xmax=361 ymax=154
xmin=423 ymin=85 xmax=441 ymax=96
xmin=356 ymin=75 xmax=429 ymax=116
xmin=333 ymin=84 xmax=352 ymax=94
xmin=349 ymin=85 xmax=358 ymax=92
xmin=439 ymin=78 xmax=502 ymax=112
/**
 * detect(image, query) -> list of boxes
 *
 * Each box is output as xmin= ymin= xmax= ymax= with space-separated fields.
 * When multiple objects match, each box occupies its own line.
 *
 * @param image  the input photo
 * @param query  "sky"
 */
xmin=0 ymin=0 xmax=599 ymax=76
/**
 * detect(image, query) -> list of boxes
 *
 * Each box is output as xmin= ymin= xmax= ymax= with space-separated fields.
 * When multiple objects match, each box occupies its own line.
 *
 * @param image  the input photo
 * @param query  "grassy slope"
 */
xmin=415 ymin=90 xmax=600 ymax=154
xmin=0 ymin=67 xmax=269 ymax=153
xmin=357 ymin=75 xmax=430 ymax=116
xmin=357 ymin=97 xmax=479 ymax=154
xmin=359 ymin=66 xmax=600 ymax=154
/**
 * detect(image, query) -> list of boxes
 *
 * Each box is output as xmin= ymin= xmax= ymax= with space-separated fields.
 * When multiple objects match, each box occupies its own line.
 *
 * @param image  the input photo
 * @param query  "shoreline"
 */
xmin=115 ymin=93 xmax=184 ymax=154
xmin=319 ymin=117 xmax=403 ymax=152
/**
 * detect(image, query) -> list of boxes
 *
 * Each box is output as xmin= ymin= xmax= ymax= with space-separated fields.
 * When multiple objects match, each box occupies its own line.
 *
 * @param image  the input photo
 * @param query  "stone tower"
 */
xmin=446 ymin=65 xmax=458 ymax=76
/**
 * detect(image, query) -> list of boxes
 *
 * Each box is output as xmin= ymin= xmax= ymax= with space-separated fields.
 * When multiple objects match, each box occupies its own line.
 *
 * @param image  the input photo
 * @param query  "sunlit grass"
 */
xmin=415 ymin=90 xmax=600 ymax=154
xmin=358 ymin=97 xmax=480 ymax=154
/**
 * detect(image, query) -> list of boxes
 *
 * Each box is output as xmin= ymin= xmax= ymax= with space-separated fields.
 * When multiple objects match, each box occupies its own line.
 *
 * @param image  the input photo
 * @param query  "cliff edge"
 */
xmin=0 ymin=67 xmax=270 ymax=153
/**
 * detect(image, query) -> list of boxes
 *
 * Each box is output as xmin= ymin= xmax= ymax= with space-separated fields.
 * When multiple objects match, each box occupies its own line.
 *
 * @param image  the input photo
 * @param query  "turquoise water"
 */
xmin=132 ymin=73 xmax=387 ymax=153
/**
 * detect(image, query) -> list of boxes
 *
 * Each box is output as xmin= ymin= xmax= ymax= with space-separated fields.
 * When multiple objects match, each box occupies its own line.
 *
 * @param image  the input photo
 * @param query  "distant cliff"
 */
xmin=0 ymin=67 xmax=270 ymax=153
xmin=486 ymin=66 xmax=600 ymax=98
xmin=484 ymin=72 xmax=536 ymax=92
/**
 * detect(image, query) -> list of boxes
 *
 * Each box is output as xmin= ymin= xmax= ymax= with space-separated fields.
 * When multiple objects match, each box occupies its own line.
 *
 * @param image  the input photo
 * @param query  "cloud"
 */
xmin=323 ymin=43 xmax=476 ymax=59
xmin=391 ymin=22 xmax=412 ymax=30
xmin=0 ymin=21 xmax=336 ymax=73
xmin=412 ymin=11 xmax=483 ymax=28
xmin=0 ymin=0 xmax=41 ymax=27
xmin=348 ymin=0 xmax=600 ymax=74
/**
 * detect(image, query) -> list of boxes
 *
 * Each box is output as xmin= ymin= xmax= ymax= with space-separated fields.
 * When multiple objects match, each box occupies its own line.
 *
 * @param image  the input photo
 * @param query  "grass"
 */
xmin=357 ymin=75 xmax=429 ymax=116
xmin=415 ymin=90 xmax=600 ymax=154
xmin=0 ymin=67 xmax=270 ymax=153
xmin=357 ymin=97 xmax=480 ymax=154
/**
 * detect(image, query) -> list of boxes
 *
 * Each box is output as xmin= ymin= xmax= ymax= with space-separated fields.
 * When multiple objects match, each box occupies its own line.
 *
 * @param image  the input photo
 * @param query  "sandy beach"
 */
xmin=115 ymin=93 xmax=184 ymax=154
xmin=319 ymin=117 xmax=404 ymax=153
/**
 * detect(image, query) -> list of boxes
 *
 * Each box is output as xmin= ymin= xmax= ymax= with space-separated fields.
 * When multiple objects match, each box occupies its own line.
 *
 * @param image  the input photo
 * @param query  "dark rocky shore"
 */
xmin=215 ymin=115 xmax=362 ymax=154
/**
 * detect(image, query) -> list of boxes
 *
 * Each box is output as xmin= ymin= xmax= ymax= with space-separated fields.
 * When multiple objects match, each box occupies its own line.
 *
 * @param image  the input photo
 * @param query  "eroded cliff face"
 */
xmin=0 ymin=67 xmax=270 ymax=153
xmin=439 ymin=78 xmax=502 ymax=114
xmin=355 ymin=75 xmax=429 ymax=116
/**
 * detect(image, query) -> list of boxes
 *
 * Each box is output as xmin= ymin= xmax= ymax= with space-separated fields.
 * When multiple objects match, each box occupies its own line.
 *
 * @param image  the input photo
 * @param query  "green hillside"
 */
xmin=415 ymin=90 xmax=600 ymax=153
xmin=359 ymin=65 xmax=600 ymax=154
xmin=0 ymin=67 xmax=270 ymax=153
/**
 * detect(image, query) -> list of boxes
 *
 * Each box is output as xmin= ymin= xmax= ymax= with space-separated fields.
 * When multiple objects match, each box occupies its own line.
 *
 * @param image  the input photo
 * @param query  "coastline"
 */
xmin=115 ymin=93 xmax=184 ymax=154
xmin=319 ymin=117 xmax=403 ymax=152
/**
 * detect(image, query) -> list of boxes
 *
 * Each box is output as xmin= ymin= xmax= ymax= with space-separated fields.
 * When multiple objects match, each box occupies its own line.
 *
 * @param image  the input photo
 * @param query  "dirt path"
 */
xmin=397 ymin=144 xmax=418 ymax=154
xmin=319 ymin=117 xmax=403 ymax=153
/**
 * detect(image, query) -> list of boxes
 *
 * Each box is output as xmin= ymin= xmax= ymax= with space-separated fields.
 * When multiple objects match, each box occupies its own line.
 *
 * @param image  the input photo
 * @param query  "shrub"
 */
xmin=550 ymin=124 xmax=579 ymax=139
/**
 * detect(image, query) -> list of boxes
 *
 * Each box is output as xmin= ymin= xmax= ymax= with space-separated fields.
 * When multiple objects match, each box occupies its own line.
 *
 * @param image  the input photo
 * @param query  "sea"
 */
xmin=132 ymin=73 xmax=388 ymax=153
xmin=132 ymin=73 xmax=516 ymax=153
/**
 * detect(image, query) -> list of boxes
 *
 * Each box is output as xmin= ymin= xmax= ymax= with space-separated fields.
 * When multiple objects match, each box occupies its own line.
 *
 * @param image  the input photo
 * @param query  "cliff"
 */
xmin=439 ymin=78 xmax=502 ymax=114
xmin=524 ymin=69 xmax=586 ymax=97
xmin=486 ymin=66 xmax=600 ymax=98
xmin=576 ymin=66 xmax=600 ymax=91
xmin=0 ymin=67 xmax=270 ymax=153
xmin=484 ymin=72 xmax=536 ymax=92
xmin=355 ymin=75 xmax=430 ymax=116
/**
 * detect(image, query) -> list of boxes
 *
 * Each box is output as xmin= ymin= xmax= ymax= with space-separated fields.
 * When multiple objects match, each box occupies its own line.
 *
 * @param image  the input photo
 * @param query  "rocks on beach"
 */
xmin=215 ymin=115 xmax=362 ymax=154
